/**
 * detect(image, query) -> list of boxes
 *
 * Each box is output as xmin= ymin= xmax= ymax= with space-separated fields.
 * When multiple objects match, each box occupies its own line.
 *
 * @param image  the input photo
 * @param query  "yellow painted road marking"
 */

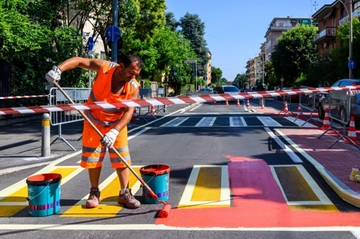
xmin=271 ymin=165 xmax=338 ymax=211
xmin=0 ymin=167 xmax=81 ymax=217
xmin=61 ymin=167 xmax=141 ymax=217
xmin=178 ymin=165 xmax=230 ymax=208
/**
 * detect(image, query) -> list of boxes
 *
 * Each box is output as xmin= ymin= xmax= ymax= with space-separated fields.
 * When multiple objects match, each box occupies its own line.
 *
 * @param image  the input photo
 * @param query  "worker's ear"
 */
xmin=119 ymin=63 xmax=125 ymax=70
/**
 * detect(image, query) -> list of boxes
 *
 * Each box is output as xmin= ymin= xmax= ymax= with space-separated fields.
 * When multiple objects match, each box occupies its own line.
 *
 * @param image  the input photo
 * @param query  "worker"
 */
xmin=45 ymin=54 xmax=143 ymax=209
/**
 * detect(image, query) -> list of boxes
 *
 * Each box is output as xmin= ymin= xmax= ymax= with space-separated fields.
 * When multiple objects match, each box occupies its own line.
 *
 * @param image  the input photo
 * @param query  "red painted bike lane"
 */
xmin=155 ymin=156 xmax=360 ymax=228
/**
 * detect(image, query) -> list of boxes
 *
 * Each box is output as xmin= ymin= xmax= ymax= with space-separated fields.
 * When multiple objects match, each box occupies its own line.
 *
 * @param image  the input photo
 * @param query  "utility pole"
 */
xmin=349 ymin=0 xmax=353 ymax=78
xmin=112 ymin=0 xmax=118 ymax=62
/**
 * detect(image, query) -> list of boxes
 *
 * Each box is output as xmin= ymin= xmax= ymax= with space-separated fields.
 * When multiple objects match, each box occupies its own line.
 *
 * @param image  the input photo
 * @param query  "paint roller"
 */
xmin=53 ymin=81 xmax=171 ymax=218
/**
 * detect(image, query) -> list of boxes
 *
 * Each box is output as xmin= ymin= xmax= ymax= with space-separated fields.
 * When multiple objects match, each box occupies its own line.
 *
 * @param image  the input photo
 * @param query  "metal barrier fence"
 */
xmin=296 ymin=87 xmax=324 ymax=127
xmin=49 ymin=87 xmax=91 ymax=151
xmin=318 ymin=88 xmax=360 ymax=149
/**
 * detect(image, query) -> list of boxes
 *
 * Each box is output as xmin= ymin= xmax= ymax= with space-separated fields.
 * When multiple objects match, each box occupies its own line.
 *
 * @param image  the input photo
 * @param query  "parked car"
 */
xmin=318 ymin=79 xmax=360 ymax=123
xmin=199 ymin=87 xmax=214 ymax=94
xmin=213 ymin=85 xmax=241 ymax=94
xmin=222 ymin=85 xmax=241 ymax=94
xmin=307 ymin=92 xmax=324 ymax=109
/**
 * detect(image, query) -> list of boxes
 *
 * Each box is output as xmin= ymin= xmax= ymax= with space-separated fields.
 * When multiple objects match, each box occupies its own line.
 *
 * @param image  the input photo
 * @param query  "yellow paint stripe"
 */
xmin=61 ymin=167 xmax=141 ymax=218
xmin=191 ymin=167 xmax=221 ymax=201
xmin=178 ymin=165 xmax=230 ymax=209
xmin=289 ymin=204 xmax=338 ymax=211
xmin=0 ymin=167 xmax=79 ymax=217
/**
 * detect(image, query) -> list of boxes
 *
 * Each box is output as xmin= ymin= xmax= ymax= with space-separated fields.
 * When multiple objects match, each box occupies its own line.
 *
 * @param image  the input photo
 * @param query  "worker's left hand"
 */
xmin=100 ymin=128 xmax=119 ymax=147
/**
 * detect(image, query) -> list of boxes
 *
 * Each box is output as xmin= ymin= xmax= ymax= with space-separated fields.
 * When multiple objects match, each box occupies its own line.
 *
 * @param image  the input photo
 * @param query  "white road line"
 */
xmin=352 ymin=230 xmax=360 ymax=239
xmin=285 ymin=117 xmax=317 ymax=128
xmin=229 ymin=117 xmax=247 ymax=126
xmin=265 ymin=127 xmax=303 ymax=163
xmin=195 ymin=117 xmax=216 ymax=127
xmin=257 ymin=116 xmax=282 ymax=127
xmin=0 ymin=151 xmax=82 ymax=196
xmin=128 ymin=127 xmax=151 ymax=140
xmin=160 ymin=117 xmax=189 ymax=127
xmin=0 ymin=224 xmax=359 ymax=231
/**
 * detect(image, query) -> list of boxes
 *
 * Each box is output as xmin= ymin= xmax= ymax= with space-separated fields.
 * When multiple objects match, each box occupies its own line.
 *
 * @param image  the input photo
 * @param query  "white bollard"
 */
xmin=41 ymin=113 xmax=51 ymax=157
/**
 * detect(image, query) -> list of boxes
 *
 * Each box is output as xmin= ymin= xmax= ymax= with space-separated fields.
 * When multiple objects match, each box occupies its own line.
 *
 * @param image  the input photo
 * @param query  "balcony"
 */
xmin=313 ymin=27 xmax=336 ymax=43
xmin=339 ymin=7 xmax=360 ymax=26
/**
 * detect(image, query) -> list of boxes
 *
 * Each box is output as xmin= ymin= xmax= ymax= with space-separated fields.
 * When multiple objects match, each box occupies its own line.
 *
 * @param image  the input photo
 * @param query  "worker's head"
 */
xmin=117 ymin=54 xmax=143 ymax=81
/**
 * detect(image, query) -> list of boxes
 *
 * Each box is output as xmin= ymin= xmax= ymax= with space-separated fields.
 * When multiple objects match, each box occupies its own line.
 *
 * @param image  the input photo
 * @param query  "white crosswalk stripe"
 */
xmin=160 ymin=116 xmax=317 ymax=128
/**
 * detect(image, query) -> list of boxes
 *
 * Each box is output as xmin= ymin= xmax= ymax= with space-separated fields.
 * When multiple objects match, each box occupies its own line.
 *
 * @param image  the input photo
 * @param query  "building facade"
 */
xmin=312 ymin=0 xmax=360 ymax=58
xmin=246 ymin=17 xmax=312 ymax=90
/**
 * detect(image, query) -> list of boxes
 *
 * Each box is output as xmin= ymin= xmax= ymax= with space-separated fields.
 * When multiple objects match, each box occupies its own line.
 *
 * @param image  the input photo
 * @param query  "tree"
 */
xmin=178 ymin=13 xmax=208 ymax=76
xmin=334 ymin=17 xmax=360 ymax=78
xmin=165 ymin=12 xmax=178 ymax=32
xmin=271 ymin=24 xmax=318 ymax=86
xmin=0 ymin=0 xmax=81 ymax=103
xmin=211 ymin=67 xmax=223 ymax=86
xmin=232 ymin=73 xmax=247 ymax=89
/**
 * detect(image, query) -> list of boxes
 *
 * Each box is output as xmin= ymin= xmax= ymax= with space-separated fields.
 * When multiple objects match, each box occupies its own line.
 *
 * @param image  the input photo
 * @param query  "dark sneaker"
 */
xmin=118 ymin=188 xmax=140 ymax=209
xmin=86 ymin=187 xmax=100 ymax=208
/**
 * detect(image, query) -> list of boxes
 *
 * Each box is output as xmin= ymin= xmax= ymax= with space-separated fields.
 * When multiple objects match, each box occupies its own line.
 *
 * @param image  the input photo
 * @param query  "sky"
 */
xmin=165 ymin=0 xmax=330 ymax=81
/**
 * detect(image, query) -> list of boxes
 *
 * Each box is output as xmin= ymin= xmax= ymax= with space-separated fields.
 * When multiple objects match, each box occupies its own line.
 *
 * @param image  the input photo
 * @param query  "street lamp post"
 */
xmin=349 ymin=0 xmax=353 ymax=79
xmin=339 ymin=0 xmax=353 ymax=78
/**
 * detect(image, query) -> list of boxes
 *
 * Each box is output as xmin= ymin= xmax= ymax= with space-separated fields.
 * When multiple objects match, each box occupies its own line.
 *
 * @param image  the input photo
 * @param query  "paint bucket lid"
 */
xmin=140 ymin=164 xmax=170 ymax=176
xmin=26 ymin=173 xmax=62 ymax=186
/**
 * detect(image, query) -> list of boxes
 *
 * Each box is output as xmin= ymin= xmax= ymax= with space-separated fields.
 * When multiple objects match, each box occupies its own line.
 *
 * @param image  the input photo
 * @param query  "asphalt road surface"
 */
xmin=0 ymin=99 xmax=359 ymax=238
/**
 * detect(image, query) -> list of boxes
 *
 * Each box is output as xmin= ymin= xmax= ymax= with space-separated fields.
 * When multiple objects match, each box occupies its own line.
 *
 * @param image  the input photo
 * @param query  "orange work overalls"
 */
xmin=80 ymin=61 xmax=140 ymax=169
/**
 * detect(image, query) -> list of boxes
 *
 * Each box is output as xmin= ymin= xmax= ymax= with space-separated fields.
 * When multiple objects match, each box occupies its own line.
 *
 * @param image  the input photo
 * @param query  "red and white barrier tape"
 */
xmin=1 ymin=85 xmax=360 ymax=116
xmin=0 ymin=94 xmax=49 ymax=100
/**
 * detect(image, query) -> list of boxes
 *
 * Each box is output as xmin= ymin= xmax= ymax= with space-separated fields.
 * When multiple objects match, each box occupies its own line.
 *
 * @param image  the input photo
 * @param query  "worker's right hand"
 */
xmin=101 ymin=128 xmax=119 ymax=147
xmin=45 ymin=66 xmax=62 ymax=84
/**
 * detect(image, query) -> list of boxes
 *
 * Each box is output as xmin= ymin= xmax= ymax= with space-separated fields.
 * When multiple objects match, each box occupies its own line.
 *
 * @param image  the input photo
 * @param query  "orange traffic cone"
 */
xmin=297 ymin=104 xmax=303 ymax=119
xmin=246 ymin=99 xmax=250 ymax=109
xmin=236 ymin=99 xmax=240 ymax=106
xmin=150 ymin=105 xmax=155 ymax=114
xmin=321 ymin=109 xmax=330 ymax=130
xmin=225 ymin=100 xmax=229 ymax=106
xmin=283 ymin=101 xmax=289 ymax=113
xmin=348 ymin=116 xmax=358 ymax=142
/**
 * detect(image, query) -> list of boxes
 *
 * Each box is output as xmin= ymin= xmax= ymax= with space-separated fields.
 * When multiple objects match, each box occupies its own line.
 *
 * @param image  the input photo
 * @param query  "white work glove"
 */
xmin=100 ymin=128 xmax=119 ymax=147
xmin=45 ymin=66 xmax=62 ymax=84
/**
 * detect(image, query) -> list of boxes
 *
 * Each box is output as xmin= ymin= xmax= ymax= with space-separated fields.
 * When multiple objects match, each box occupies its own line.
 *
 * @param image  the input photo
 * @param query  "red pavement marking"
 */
xmin=155 ymin=156 xmax=360 ymax=228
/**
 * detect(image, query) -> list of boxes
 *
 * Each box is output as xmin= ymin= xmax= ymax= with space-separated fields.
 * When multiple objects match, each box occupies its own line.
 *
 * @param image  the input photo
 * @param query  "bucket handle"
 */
xmin=26 ymin=181 xmax=52 ymax=201
xmin=143 ymin=175 xmax=156 ymax=185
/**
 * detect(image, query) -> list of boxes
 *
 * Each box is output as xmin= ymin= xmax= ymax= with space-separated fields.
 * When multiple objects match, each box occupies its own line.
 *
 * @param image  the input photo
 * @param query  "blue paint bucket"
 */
xmin=140 ymin=164 xmax=170 ymax=204
xmin=26 ymin=173 xmax=62 ymax=217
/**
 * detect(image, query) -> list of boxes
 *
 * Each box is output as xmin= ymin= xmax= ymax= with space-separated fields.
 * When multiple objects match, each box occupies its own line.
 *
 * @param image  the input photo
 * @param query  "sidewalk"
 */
xmin=254 ymin=104 xmax=360 ymax=208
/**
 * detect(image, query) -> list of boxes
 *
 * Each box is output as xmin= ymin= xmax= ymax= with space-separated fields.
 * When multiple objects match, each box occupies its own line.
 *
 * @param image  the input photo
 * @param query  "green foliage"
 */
xmin=232 ymin=73 xmax=247 ymax=89
xmin=178 ymin=13 xmax=208 ymax=76
xmin=271 ymin=24 xmax=318 ymax=86
xmin=211 ymin=67 xmax=223 ymax=86
xmin=0 ymin=0 xmax=208 ymax=104
xmin=0 ymin=1 xmax=82 ymax=104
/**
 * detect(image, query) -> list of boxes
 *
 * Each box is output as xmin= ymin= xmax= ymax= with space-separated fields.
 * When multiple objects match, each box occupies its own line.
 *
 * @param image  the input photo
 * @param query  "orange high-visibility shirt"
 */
xmin=87 ymin=61 xmax=140 ymax=123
